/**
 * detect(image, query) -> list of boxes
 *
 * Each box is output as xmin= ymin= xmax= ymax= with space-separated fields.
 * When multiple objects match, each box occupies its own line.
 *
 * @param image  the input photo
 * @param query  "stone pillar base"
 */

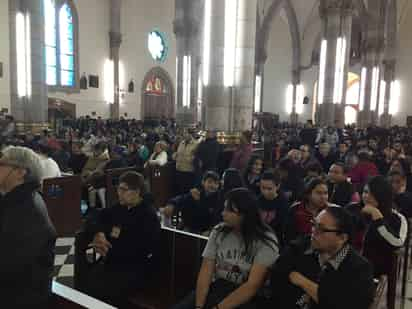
xmin=334 ymin=105 xmax=345 ymax=128
xmin=380 ymin=114 xmax=392 ymax=128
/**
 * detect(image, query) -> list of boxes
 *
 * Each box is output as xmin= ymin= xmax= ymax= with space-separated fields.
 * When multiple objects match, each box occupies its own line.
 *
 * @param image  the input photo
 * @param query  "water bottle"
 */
xmin=80 ymin=200 xmax=88 ymax=216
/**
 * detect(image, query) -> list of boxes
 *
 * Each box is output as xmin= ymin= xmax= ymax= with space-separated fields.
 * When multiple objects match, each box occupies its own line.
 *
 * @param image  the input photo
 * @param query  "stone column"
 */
xmin=109 ymin=0 xmax=122 ymax=120
xmin=174 ymin=0 xmax=202 ymax=126
xmin=204 ymin=0 xmax=257 ymax=132
xmin=357 ymin=0 xmax=385 ymax=128
xmin=357 ymin=45 xmax=382 ymax=127
xmin=317 ymin=0 xmax=354 ymax=127
xmin=9 ymin=0 xmax=48 ymax=131
xmin=290 ymin=69 xmax=300 ymax=125
xmin=380 ymin=60 xmax=395 ymax=127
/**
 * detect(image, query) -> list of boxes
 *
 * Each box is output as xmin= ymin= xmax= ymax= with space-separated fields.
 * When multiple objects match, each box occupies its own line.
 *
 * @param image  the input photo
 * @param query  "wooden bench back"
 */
xmin=43 ymin=175 xmax=82 ymax=237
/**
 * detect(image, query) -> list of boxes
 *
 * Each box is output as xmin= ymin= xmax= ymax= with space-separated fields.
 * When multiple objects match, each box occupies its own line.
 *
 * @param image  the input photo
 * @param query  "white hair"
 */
xmin=1 ymin=146 xmax=45 ymax=184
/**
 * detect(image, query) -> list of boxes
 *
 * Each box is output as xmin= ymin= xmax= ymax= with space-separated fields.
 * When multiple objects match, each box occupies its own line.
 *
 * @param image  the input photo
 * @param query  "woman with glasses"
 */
xmin=84 ymin=171 xmax=161 ymax=307
xmin=271 ymin=207 xmax=375 ymax=309
xmin=172 ymin=188 xmax=279 ymax=309
xmin=346 ymin=175 xmax=408 ymax=276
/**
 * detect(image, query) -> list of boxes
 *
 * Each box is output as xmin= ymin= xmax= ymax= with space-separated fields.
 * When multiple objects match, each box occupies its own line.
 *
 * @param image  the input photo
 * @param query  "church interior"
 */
xmin=2 ymin=0 xmax=412 ymax=308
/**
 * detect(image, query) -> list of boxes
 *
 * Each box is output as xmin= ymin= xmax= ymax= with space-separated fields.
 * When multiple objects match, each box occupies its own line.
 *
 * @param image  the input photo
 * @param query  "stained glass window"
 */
xmin=44 ymin=0 xmax=77 ymax=88
xmin=44 ymin=0 xmax=57 ymax=86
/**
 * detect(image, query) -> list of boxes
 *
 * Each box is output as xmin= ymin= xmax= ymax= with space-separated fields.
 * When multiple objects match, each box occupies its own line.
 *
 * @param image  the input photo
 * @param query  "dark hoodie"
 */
xmin=0 ymin=182 xmax=57 ymax=308
xmin=168 ymin=189 xmax=220 ymax=233
xmin=257 ymin=193 xmax=289 ymax=246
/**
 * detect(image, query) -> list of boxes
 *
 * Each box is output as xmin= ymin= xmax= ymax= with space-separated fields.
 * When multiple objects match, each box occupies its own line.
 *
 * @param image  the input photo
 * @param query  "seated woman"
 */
xmin=84 ymin=171 xmax=161 ymax=307
xmin=172 ymin=188 xmax=279 ymax=309
xmin=243 ymin=155 xmax=264 ymax=196
xmin=145 ymin=140 xmax=168 ymax=167
xmin=284 ymin=178 xmax=335 ymax=245
xmin=345 ymin=176 xmax=408 ymax=276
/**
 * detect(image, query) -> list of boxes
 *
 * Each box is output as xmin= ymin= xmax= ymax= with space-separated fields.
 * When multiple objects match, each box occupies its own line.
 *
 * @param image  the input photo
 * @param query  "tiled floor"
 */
xmin=53 ymin=237 xmax=76 ymax=288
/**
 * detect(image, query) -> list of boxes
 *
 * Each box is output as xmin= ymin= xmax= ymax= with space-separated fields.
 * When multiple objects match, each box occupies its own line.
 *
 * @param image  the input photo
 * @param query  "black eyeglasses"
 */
xmin=311 ymin=220 xmax=342 ymax=234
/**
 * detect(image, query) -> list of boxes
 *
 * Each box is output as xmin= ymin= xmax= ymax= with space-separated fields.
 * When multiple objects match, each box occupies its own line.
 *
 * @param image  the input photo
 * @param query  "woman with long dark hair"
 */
xmin=284 ymin=177 xmax=333 ymax=244
xmin=243 ymin=156 xmax=264 ymax=196
xmin=172 ymin=188 xmax=279 ymax=309
xmin=346 ymin=176 xmax=408 ymax=276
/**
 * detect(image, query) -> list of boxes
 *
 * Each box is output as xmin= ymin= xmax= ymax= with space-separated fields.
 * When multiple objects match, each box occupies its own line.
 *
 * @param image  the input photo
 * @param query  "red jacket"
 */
xmin=348 ymin=161 xmax=379 ymax=189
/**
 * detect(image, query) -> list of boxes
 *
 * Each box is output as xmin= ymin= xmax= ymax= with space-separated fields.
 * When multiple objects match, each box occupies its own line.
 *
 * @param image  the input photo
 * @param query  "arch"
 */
xmin=44 ymin=0 xmax=80 ymax=92
xmin=257 ymin=0 xmax=301 ymax=73
xmin=140 ymin=67 xmax=175 ymax=120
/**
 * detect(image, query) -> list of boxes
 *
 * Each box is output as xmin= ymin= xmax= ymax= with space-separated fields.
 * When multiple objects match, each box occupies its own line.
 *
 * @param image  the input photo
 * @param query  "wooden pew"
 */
xmin=105 ymin=166 xmax=138 ymax=208
xmin=43 ymin=175 xmax=82 ymax=237
xmin=51 ymin=281 xmax=116 ymax=309
xmin=146 ymin=162 xmax=175 ymax=209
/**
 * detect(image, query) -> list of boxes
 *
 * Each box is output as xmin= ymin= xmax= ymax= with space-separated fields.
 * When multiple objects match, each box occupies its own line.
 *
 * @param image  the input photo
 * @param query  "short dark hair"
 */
xmin=119 ymin=171 xmax=146 ymax=195
xmin=388 ymin=170 xmax=406 ymax=179
xmin=260 ymin=170 xmax=281 ymax=185
xmin=202 ymin=170 xmax=220 ymax=182
xmin=331 ymin=162 xmax=348 ymax=174
xmin=325 ymin=206 xmax=355 ymax=243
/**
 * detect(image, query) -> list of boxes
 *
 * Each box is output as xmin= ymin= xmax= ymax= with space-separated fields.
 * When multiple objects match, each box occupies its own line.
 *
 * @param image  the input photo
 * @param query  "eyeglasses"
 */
xmin=311 ymin=220 xmax=342 ymax=234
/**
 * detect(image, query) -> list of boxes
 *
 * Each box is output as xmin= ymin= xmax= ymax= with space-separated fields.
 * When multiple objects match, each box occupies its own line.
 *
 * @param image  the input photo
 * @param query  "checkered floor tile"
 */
xmin=53 ymin=237 xmax=75 ymax=288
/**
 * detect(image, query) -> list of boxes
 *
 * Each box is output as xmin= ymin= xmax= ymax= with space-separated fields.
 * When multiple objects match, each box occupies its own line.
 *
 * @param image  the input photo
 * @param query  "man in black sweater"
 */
xmin=85 ymin=171 xmax=161 ymax=307
xmin=0 ymin=146 xmax=57 ymax=308
xmin=257 ymin=171 xmax=289 ymax=246
xmin=327 ymin=162 xmax=356 ymax=207
xmin=271 ymin=206 xmax=375 ymax=309
xmin=162 ymin=171 xmax=220 ymax=233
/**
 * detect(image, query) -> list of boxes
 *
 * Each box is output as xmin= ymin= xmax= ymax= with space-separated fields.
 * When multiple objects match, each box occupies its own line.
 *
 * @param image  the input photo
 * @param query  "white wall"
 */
xmin=0 ymin=0 xmax=10 ymax=112
xmin=262 ymin=16 xmax=292 ymax=121
xmin=119 ymin=0 xmax=176 ymax=120
xmin=395 ymin=4 xmax=412 ymax=126
xmin=48 ymin=0 xmax=176 ymax=120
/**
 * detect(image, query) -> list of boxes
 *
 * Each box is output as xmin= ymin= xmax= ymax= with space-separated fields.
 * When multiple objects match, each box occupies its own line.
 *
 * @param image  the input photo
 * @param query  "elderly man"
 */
xmin=271 ymin=207 xmax=375 ymax=309
xmin=0 ymin=146 xmax=57 ymax=308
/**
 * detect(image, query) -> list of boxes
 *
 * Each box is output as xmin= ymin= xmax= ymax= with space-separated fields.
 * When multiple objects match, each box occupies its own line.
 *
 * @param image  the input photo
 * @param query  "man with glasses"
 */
xmin=271 ymin=207 xmax=375 ymax=309
xmin=84 ymin=171 xmax=160 ymax=307
xmin=0 ymin=146 xmax=57 ymax=308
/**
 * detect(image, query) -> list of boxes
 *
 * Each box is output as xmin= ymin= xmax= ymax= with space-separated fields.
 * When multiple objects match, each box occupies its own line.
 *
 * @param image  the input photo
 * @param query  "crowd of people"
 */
xmin=1 ymin=115 xmax=411 ymax=308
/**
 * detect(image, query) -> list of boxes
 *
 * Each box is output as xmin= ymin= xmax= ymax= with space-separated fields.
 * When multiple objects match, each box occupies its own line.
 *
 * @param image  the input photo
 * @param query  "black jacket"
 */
xmin=0 ymin=182 xmax=57 ymax=308
xmin=271 ymin=237 xmax=375 ymax=309
xmin=194 ymin=138 xmax=222 ymax=173
xmin=168 ymin=190 xmax=220 ymax=233
xmin=327 ymin=180 xmax=354 ymax=207
xmin=87 ymin=197 xmax=161 ymax=274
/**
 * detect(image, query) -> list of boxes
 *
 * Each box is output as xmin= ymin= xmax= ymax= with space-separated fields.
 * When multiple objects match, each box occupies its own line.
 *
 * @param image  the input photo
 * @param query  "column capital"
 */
xmin=173 ymin=17 xmax=200 ymax=38
xmin=319 ymin=0 xmax=355 ymax=17
xmin=382 ymin=59 xmax=396 ymax=82
xmin=109 ymin=31 xmax=122 ymax=49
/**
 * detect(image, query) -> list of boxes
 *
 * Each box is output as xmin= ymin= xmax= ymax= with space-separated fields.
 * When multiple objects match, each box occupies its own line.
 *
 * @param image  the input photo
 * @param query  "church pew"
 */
xmin=51 ymin=281 xmax=116 ymax=309
xmin=43 ymin=175 xmax=82 ymax=237
xmin=146 ymin=162 xmax=175 ymax=208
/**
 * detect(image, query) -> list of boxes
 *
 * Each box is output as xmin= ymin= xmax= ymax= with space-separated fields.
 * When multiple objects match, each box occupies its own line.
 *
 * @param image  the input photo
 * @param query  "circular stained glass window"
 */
xmin=148 ymin=30 xmax=168 ymax=63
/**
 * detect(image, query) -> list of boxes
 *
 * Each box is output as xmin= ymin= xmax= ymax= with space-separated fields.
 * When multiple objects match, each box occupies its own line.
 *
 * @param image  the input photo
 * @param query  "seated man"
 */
xmin=257 ymin=170 xmax=289 ymax=246
xmin=271 ymin=207 xmax=375 ymax=309
xmin=0 ymin=146 xmax=57 ymax=308
xmin=162 ymin=171 xmax=220 ymax=234
xmin=327 ymin=162 xmax=358 ymax=207
xmin=84 ymin=171 xmax=161 ymax=307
